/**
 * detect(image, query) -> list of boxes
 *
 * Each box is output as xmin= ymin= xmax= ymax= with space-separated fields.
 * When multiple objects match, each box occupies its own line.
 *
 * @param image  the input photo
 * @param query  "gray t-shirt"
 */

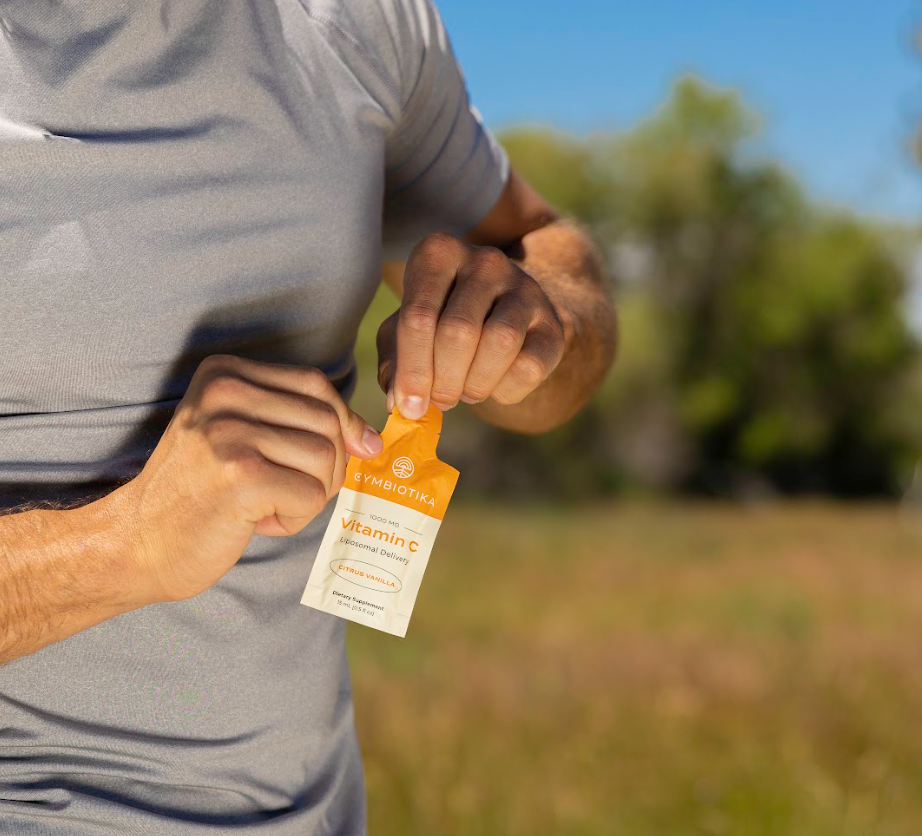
xmin=0 ymin=1 xmax=508 ymax=833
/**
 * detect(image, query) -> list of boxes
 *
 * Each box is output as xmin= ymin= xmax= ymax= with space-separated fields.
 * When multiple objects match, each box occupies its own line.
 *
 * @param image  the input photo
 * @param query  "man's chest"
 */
xmin=0 ymin=0 xmax=389 ymax=413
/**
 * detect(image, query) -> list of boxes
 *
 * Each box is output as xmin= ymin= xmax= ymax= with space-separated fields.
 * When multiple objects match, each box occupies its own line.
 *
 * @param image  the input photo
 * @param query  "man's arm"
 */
xmin=0 ymin=356 xmax=382 ymax=665
xmin=0 ymin=491 xmax=152 ymax=664
xmin=379 ymin=168 xmax=617 ymax=434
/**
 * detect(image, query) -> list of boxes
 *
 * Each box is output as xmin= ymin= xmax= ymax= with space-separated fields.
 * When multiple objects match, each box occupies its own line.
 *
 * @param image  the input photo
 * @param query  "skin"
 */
xmin=379 ymin=168 xmax=616 ymax=433
xmin=0 ymin=167 xmax=616 ymax=665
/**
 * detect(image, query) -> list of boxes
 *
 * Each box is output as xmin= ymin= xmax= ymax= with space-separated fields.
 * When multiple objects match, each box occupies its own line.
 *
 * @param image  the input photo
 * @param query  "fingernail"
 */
xmin=431 ymin=400 xmax=454 ymax=412
xmin=385 ymin=389 xmax=395 ymax=413
xmin=361 ymin=426 xmax=383 ymax=456
xmin=460 ymin=395 xmax=482 ymax=405
xmin=399 ymin=395 xmax=426 ymax=420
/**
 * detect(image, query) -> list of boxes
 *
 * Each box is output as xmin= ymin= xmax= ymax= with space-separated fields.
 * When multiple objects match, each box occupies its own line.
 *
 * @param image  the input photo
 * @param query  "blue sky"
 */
xmin=439 ymin=0 xmax=922 ymax=221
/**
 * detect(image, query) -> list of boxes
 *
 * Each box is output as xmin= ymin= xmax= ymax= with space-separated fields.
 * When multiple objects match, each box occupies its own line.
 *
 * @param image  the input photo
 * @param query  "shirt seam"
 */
xmin=294 ymin=2 xmax=403 ymax=126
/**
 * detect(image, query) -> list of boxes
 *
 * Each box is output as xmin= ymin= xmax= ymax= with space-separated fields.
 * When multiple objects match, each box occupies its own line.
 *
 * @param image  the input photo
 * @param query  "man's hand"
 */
xmin=377 ymin=232 xmax=568 ymax=419
xmin=0 ymin=355 xmax=383 ymax=664
xmin=120 ymin=355 xmax=382 ymax=603
xmin=379 ymin=168 xmax=616 ymax=434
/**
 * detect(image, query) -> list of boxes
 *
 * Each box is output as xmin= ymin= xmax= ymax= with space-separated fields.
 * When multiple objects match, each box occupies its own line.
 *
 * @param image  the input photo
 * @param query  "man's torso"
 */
xmin=0 ymin=2 xmax=398 ymax=832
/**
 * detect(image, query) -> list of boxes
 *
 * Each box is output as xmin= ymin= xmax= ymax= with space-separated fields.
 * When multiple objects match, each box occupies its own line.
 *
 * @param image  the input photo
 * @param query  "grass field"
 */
xmin=347 ymin=502 xmax=922 ymax=836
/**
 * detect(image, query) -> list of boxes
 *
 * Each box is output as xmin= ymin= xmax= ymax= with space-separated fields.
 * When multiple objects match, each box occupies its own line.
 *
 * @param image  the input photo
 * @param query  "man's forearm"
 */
xmin=470 ymin=219 xmax=617 ymax=433
xmin=0 ymin=487 xmax=150 ymax=665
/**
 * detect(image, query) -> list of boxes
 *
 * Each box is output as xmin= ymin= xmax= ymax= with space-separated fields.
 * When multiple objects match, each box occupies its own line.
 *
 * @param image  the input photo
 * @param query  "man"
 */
xmin=0 ymin=0 xmax=615 ymax=832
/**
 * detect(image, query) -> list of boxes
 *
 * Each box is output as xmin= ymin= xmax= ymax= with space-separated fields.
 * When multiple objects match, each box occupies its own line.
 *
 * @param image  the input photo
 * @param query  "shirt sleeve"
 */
xmin=379 ymin=0 xmax=510 ymax=261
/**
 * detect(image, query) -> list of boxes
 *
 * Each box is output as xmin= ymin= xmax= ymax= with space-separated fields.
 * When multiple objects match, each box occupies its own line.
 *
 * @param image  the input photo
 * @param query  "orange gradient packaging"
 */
xmin=300 ymin=405 xmax=459 ymax=637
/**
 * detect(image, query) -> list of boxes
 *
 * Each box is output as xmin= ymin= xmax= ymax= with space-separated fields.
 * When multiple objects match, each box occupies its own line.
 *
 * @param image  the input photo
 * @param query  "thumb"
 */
xmin=340 ymin=406 xmax=383 ymax=460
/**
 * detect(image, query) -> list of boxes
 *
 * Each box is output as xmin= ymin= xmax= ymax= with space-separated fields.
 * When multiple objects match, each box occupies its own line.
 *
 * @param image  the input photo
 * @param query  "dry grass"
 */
xmin=347 ymin=502 xmax=922 ymax=836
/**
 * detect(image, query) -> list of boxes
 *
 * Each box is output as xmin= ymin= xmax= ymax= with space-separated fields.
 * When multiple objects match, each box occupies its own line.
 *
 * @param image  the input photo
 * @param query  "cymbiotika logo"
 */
xmin=392 ymin=456 xmax=414 ymax=479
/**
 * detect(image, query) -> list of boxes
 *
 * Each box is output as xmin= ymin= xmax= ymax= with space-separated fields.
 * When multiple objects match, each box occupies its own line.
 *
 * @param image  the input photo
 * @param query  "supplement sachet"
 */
xmin=301 ymin=404 xmax=459 ymax=637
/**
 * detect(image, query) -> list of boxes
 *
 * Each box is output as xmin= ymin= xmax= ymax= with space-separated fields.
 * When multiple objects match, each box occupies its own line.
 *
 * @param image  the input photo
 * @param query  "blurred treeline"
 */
xmin=355 ymin=77 xmax=922 ymax=499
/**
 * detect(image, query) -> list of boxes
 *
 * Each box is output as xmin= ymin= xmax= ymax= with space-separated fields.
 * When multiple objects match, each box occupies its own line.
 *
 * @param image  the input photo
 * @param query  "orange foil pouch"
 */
xmin=301 ymin=405 xmax=459 ymax=637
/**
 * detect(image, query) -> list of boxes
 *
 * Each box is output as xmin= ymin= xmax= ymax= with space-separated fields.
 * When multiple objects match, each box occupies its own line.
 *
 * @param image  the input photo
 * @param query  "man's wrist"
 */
xmin=66 ymin=484 xmax=163 ymax=612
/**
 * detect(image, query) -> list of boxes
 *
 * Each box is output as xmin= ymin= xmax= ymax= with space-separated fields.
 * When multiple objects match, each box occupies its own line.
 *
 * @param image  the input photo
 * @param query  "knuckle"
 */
xmin=536 ymin=294 xmax=564 ymax=326
xmin=310 ymin=397 xmax=340 ymax=430
xmin=508 ymin=276 xmax=544 ymax=308
xmin=277 ymin=517 xmax=311 ymax=537
xmin=462 ymin=381 xmax=491 ymax=402
xmin=303 ymin=475 xmax=329 ymax=511
xmin=318 ymin=393 xmax=342 ymax=424
xmin=400 ymin=301 xmax=441 ymax=336
xmin=537 ymin=321 xmax=566 ymax=359
xmin=485 ymin=320 xmax=525 ymax=355
xmin=285 ymin=478 xmax=326 ymax=522
xmin=201 ymin=372 xmax=250 ymax=408
xmin=313 ymin=433 xmax=338 ymax=471
xmin=413 ymin=231 xmax=460 ymax=260
xmin=300 ymin=366 xmax=332 ymax=394
xmin=519 ymin=272 xmax=544 ymax=295
xmin=437 ymin=314 xmax=481 ymax=346
xmin=408 ymin=235 xmax=458 ymax=277
xmin=330 ymin=459 xmax=347 ymax=494
xmin=471 ymin=245 xmax=508 ymax=275
xmin=227 ymin=447 xmax=265 ymax=485
xmin=198 ymin=353 xmax=238 ymax=375
xmin=202 ymin=414 xmax=244 ymax=447
xmin=490 ymin=388 xmax=518 ymax=406
xmin=546 ymin=317 xmax=566 ymax=347
xmin=305 ymin=395 xmax=339 ymax=422
xmin=198 ymin=353 xmax=222 ymax=370
xmin=511 ymin=353 xmax=548 ymax=388
xmin=430 ymin=384 xmax=461 ymax=405
xmin=399 ymin=369 xmax=431 ymax=393
xmin=169 ymin=399 xmax=194 ymax=430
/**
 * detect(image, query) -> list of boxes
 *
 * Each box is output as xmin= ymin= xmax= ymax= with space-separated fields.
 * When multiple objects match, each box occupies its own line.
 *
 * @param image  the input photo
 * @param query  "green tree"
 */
xmin=593 ymin=78 xmax=920 ymax=495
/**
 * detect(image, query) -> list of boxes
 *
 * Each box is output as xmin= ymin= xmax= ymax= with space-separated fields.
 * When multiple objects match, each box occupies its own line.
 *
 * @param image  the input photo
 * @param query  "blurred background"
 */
xmin=347 ymin=2 xmax=922 ymax=833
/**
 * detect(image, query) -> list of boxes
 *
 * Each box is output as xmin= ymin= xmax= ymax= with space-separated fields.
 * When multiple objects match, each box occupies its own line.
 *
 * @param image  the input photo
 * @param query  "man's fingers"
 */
xmin=462 ymin=293 xmax=531 ymax=403
xmin=204 ymin=356 xmax=382 ymax=459
xmin=430 ymin=260 xmax=508 ymax=408
xmin=490 ymin=320 xmax=565 ymax=406
xmin=395 ymin=298 xmax=439 ymax=420
xmin=248 ymin=422 xmax=345 ymax=499
xmin=394 ymin=233 xmax=466 ymax=420
xmin=380 ymin=234 xmax=568 ymax=414
xmin=237 ymin=457 xmax=328 ymax=533
xmin=235 ymin=394 xmax=348 ymax=491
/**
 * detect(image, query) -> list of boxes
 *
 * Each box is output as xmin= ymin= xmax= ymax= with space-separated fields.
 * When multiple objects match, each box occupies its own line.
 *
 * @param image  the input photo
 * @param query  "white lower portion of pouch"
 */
xmin=300 ymin=488 xmax=443 ymax=637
